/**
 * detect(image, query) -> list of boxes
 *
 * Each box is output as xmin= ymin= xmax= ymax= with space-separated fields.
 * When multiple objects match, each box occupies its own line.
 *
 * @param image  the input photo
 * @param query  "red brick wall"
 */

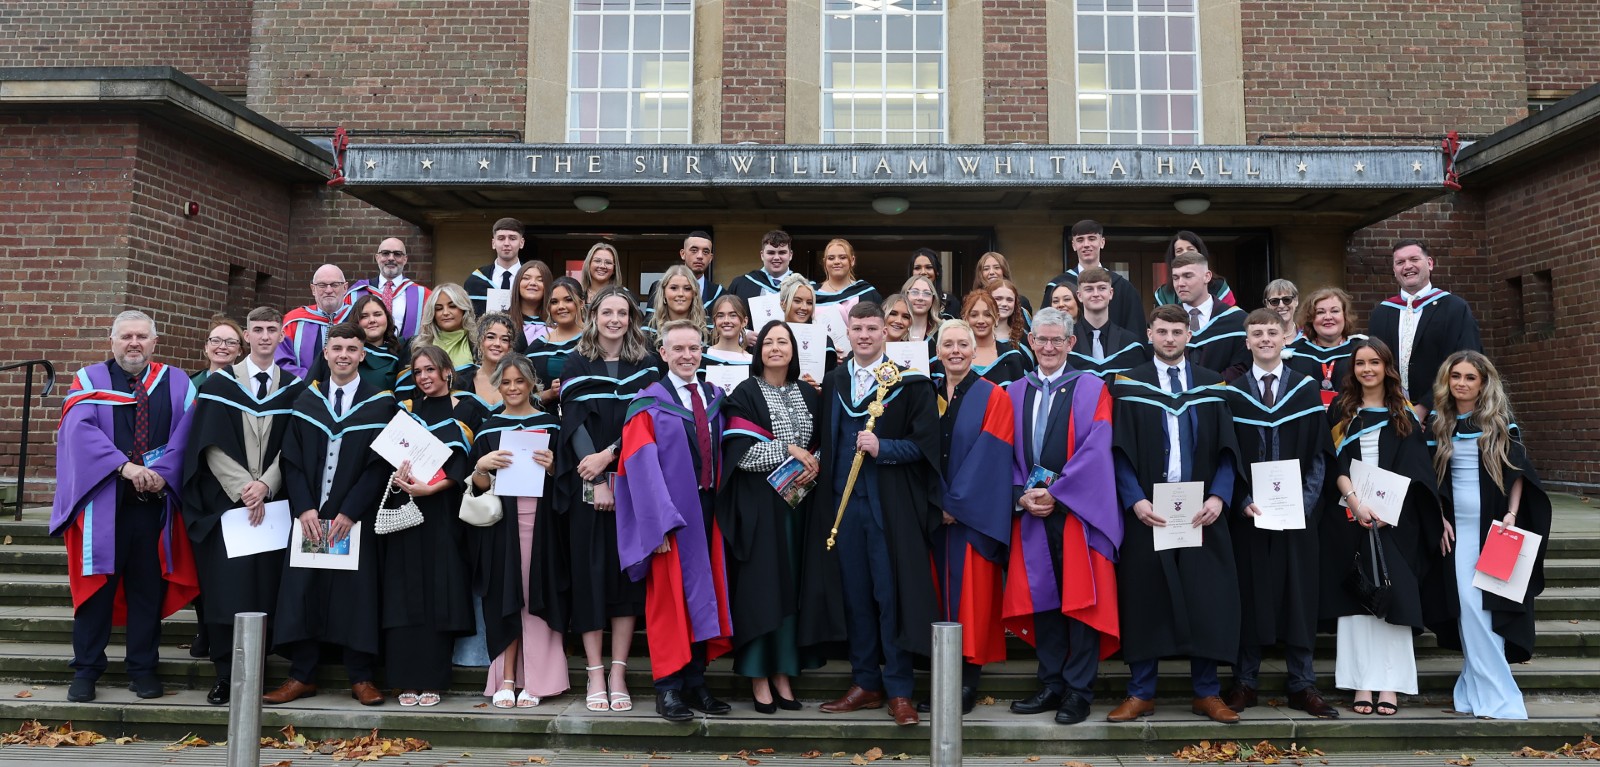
xmin=0 ymin=1 xmax=250 ymax=92
xmin=1523 ymin=0 xmax=1600 ymax=94
xmin=1241 ymin=1 xmax=1526 ymax=142
xmin=287 ymin=187 xmax=435 ymax=293
xmin=245 ymin=0 xmax=528 ymax=133
xmin=721 ymin=0 xmax=787 ymax=143
xmin=983 ymin=0 xmax=1050 ymax=143
xmin=1346 ymin=198 xmax=1490 ymax=328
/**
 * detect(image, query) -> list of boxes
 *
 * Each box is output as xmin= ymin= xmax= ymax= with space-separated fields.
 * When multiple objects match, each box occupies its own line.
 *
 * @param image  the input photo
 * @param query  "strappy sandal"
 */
xmin=1351 ymin=697 xmax=1374 ymax=715
xmin=1376 ymin=700 xmax=1399 ymax=716
xmin=398 ymin=691 xmax=420 ymax=707
xmin=492 ymin=684 xmax=516 ymax=709
xmin=517 ymin=690 xmax=540 ymax=708
xmin=608 ymin=660 xmax=633 ymax=712
xmin=417 ymin=691 xmax=441 ymax=707
xmin=585 ymin=664 xmax=610 ymax=712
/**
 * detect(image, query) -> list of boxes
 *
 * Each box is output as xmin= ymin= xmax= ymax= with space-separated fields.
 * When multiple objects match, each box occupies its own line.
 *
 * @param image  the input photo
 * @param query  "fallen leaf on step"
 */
xmin=977 ymin=695 xmax=995 ymax=706
xmin=1026 ymin=757 xmax=1041 ymax=763
xmin=799 ymin=751 xmax=822 ymax=759
xmin=833 ymin=753 xmax=848 ymax=758
xmin=850 ymin=757 xmax=868 ymax=766
xmin=864 ymin=748 xmax=884 ymax=761
xmin=115 ymin=736 xmax=140 ymax=745
xmin=527 ymin=757 xmax=549 ymax=764
xmin=892 ymin=755 xmax=910 ymax=761
xmin=269 ymin=761 xmax=293 ymax=767
xmin=1512 ymin=746 xmax=1555 ymax=759
xmin=1064 ymin=762 xmax=1094 ymax=767
xmin=746 ymin=760 xmax=760 ymax=766
xmin=30 ymin=685 xmax=44 ymax=690
xmin=756 ymin=750 xmax=775 ymax=755
xmin=1414 ymin=752 xmax=1434 ymax=756
xmin=13 ymin=691 xmax=31 ymax=698
xmin=1445 ymin=757 xmax=1475 ymax=766
xmin=3 ymin=535 xmax=11 ymax=545
xmin=164 ymin=733 xmax=211 ymax=751
xmin=717 ymin=756 xmax=730 ymax=762
xmin=474 ymin=702 xmax=488 ymax=708
xmin=1572 ymin=620 xmax=1581 ymax=625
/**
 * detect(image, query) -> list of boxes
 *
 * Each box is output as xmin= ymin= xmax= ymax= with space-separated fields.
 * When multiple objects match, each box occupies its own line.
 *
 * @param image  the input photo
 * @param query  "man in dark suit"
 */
xmin=1366 ymin=238 xmax=1483 ymax=418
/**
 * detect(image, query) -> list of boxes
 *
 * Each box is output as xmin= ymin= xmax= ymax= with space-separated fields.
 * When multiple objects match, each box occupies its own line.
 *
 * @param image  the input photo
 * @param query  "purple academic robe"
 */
xmin=348 ymin=278 xmax=429 ymax=341
xmin=275 ymin=304 xmax=350 ymax=379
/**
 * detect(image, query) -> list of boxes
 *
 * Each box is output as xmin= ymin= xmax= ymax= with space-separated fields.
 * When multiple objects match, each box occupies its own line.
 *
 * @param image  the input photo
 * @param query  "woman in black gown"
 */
xmin=528 ymin=276 xmax=586 ymax=415
xmin=557 ymin=286 xmax=661 ymax=712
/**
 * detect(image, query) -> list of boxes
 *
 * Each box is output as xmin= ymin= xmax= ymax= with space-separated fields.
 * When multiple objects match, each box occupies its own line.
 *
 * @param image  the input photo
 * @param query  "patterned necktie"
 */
xmin=1092 ymin=328 xmax=1104 ymax=360
xmin=687 ymin=383 xmax=713 ymax=490
xmin=334 ymin=387 xmax=345 ymax=417
xmin=255 ymin=371 xmax=271 ymax=399
xmin=380 ymin=280 xmax=398 ymax=311
xmin=1261 ymin=373 xmax=1276 ymax=407
xmin=1189 ymin=307 xmax=1202 ymax=332
xmin=1398 ymin=295 xmax=1418 ymax=392
xmin=855 ymin=368 xmax=872 ymax=401
xmin=131 ymin=374 xmax=150 ymax=462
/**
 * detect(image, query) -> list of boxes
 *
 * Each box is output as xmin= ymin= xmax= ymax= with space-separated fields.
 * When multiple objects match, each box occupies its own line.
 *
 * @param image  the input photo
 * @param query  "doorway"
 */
xmin=784 ymin=226 xmax=997 ymax=300
xmin=1092 ymin=227 xmax=1275 ymax=311
xmin=521 ymin=226 xmax=716 ymax=298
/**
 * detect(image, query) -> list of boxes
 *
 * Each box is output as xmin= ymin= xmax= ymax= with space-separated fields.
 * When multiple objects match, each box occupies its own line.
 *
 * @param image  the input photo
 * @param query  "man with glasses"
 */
xmin=347 ymin=238 xmax=430 ymax=340
xmin=276 ymin=264 xmax=350 ymax=379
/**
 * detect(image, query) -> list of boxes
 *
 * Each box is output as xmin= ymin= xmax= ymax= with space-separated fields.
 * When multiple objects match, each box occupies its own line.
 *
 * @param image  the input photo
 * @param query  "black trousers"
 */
xmin=1032 ymin=610 xmax=1101 ymax=703
xmin=71 ymin=503 xmax=166 ymax=681
xmin=284 ymin=640 xmax=377 ymax=685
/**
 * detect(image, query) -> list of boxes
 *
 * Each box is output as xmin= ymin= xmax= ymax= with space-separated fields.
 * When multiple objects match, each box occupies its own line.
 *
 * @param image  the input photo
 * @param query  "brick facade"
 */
xmin=721 ymin=0 xmax=787 ymax=143
xmin=982 ymin=0 xmax=1050 ymax=143
xmin=288 ymin=187 xmax=435 ymax=289
xmin=1523 ymin=1 xmax=1600 ymax=94
xmin=0 ymin=1 xmax=251 ymax=92
xmin=246 ymin=0 xmax=528 ymax=133
xmin=1241 ymin=1 xmax=1526 ymax=142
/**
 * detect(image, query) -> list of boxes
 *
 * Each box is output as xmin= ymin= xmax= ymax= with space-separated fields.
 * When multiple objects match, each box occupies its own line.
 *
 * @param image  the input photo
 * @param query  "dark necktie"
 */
xmin=334 ymin=387 xmax=345 ymax=417
xmin=255 ymin=371 xmax=271 ymax=399
xmin=1189 ymin=307 xmax=1202 ymax=332
xmin=500 ymin=271 xmax=512 ymax=290
xmin=687 ymin=383 xmax=713 ymax=490
xmin=1261 ymin=373 xmax=1277 ymax=407
xmin=1168 ymin=366 xmax=1194 ymax=480
xmin=131 ymin=374 xmax=150 ymax=462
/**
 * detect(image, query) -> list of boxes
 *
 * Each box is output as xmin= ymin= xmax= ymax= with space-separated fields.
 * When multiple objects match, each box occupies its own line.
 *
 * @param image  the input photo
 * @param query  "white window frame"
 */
xmin=567 ymin=0 xmax=695 ymax=144
xmin=820 ymin=0 xmax=949 ymax=144
xmin=1073 ymin=0 xmax=1203 ymax=146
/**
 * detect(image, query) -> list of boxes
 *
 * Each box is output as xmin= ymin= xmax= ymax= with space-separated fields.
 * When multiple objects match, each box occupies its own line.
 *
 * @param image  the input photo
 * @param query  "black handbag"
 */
xmin=1342 ymin=527 xmax=1393 ymax=619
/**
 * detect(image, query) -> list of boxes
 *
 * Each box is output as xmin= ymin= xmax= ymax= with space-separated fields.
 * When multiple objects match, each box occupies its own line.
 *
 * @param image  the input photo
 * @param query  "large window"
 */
xmin=568 ymin=0 xmax=693 ymax=144
xmin=1075 ymin=0 xmax=1200 ymax=145
xmin=821 ymin=0 xmax=946 ymax=144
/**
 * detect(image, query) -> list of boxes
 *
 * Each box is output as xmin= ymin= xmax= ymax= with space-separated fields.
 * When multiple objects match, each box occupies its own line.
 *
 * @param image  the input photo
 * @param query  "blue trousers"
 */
xmin=1127 ymin=657 xmax=1220 ymax=699
xmin=1234 ymin=644 xmax=1317 ymax=693
xmin=1034 ymin=610 xmax=1101 ymax=703
xmin=654 ymin=643 xmax=708 ymax=693
xmin=71 ymin=504 xmax=166 ymax=681
xmin=835 ymin=502 xmax=916 ymax=698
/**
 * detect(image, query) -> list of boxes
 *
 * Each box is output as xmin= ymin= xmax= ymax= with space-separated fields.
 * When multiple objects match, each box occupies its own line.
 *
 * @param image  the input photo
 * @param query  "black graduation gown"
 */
xmin=466 ymin=411 xmax=569 ymax=660
xmin=527 ymin=334 xmax=580 ymax=418
xmin=181 ymin=366 xmax=305 ymax=626
xmin=814 ymin=280 xmax=883 ymax=312
xmin=379 ymin=395 xmax=477 ymax=688
xmin=646 ymin=276 xmax=727 ymax=318
xmin=1044 ymin=268 xmax=1146 ymax=331
xmin=1187 ymin=303 xmax=1250 ymax=380
xmin=1110 ymin=362 xmax=1243 ymax=663
xmin=1367 ymin=290 xmax=1483 ymax=409
xmin=1284 ymin=335 xmax=1362 ymax=408
xmin=308 ymin=340 xmax=408 ymax=392
xmin=716 ymin=379 xmax=822 ymax=658
xmin=1224 ymin=370 xmax=1334 ymax=650
xmin=275 ymin=381 xmax=397 ymax=655
xmin=729 ymin=269 xmax=787 ymax=302
xmin=556 ymin=352 xmax=661 ymax=632
xmin=1318 ymin=405 xmax=1443 ymax=631
xmin=1070 ymin=319 xmax=1149 ymax=380
xmin=465 ymin=262 xmax=508 ymax=318
xmin=1427 ymin=422 xmax=1551 ymax=663
xmin=799 ymin=361 xmax=942 ymax=658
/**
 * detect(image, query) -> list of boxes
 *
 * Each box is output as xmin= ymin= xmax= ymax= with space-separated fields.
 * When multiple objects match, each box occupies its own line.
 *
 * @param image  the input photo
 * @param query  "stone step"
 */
xmin=0 ymin=685 xmax=1595 ymax=754
xmin=1 ymin=641 xmax=1598 ymax=700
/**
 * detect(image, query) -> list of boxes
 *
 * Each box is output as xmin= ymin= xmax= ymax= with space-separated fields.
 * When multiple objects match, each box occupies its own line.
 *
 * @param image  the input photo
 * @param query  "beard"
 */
xmin=115 ymin=353 xmax=147 ymax=375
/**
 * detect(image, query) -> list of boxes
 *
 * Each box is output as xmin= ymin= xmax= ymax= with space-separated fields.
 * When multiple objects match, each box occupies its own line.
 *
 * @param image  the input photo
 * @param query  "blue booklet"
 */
xmin=767 ymin=456 xmax=815 ymax=508
xmin=1027 ymin=464 xmax=1060 ymax=490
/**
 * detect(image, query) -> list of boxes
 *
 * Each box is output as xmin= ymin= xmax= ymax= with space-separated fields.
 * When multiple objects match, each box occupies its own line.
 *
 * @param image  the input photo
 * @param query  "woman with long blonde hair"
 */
xmin=646 ymin=264 xmax=707 ymax=341
xmin=581 ymin=243 xmax=624 ymax=297
xmin=1426 ymin=351 xmax=1549 ymax=720
xmin=814 ymin=238 xmax=882 ymax=314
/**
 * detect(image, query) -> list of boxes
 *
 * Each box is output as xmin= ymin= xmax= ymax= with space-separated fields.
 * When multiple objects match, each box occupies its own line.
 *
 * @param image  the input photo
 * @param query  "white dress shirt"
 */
xmin=1396 ymin=281 xmax=1432 ymax=392
xmin=381 ymin=277 xmax=411 ymax=329
xmin=1183 ymin=294 xmax=1215 ymax=329
xmin=1153 ymin=358 xmax=1188 ymax=483
xmin=1251 ymin=362 xmax=1284 ymax=402
xmin=319 ymin=377 xmax=361 ymax=506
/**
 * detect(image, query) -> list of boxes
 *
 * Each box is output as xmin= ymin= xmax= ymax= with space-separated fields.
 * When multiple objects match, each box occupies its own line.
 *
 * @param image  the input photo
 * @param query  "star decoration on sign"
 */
xmin=1412 ymin=161 xmax=1424 ymax=172
xmin=478 ymin=158 xmax=491 ymax=170
xmin=1296 ymin=162 xmax=1308 ymax=174
xmin=1353 ymin=161 xmax=1366 ymax=173
xmin=363 ymin=159 xmax=377 ymax=170
xmin=420 ymin=159 xmax=434 ymax=170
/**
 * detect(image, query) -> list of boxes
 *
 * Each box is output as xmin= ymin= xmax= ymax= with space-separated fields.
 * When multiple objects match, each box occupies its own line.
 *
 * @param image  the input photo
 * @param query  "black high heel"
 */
xmin=775 ymin=694 xmax=802 ymax=711
xmin=754 ymin=698 xmax=778 ymax=714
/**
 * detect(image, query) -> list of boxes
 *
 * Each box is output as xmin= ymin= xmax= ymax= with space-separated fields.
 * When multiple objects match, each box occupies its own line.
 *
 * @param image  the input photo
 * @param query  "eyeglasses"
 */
xmin=312 ymin=281 xmax=348 ymax=290
xmin=1265 ymin=296 xmax=1296 ymax=307
xmin=906 ymin=289 xmax=935 ymax=298
xmin=1033 ymin=336 xmax=1069 ymax=347
xmin=377 ymin=249 xmax=407 ymax=257
xmin=207 ymin=337 xmax=241 ymax=348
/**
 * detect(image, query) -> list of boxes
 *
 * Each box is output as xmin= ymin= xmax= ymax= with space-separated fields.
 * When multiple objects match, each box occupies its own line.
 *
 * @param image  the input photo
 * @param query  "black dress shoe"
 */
xmin=656 ymin=690 xmax=694 ymax=722
xmin=775 ymin=694 xmax=802 ymax=711
xmin=207 ymin=678 xmax=230 ymax=706
xmin=189 ymin=631 xmax=210 ymax=659
xmin=67 ymin=678 xmax=96 ymax=703
xmin=1055 ymin=696 xmax=1091 ymax=725
xmin=128 ymin=676 xmax=164 ymax=699
xmin=754 ymin=698 xmax=777 ymax=714
xmin=1010 ymin=688 xmax=1063 ymax=715
xmin=916 ymin=687 xmax=977 ymax=715
xmin=685 ymin=685 xmax=731 ymax=714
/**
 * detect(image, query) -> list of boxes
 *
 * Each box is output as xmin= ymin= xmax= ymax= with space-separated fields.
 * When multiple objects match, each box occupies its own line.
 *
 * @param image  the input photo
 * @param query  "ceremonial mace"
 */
xmin=827 ymin=361 xmax=903 ymax=551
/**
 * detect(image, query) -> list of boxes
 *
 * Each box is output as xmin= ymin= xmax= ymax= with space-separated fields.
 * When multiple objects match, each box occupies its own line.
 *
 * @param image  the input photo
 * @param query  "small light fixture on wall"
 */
xmin=574 ymin=194 xmax=610 ymax=213
xmin=1173 ymin=193 xmax=1210 ymax=215
xmin=872 ymin=196 xmax=910 ymax=216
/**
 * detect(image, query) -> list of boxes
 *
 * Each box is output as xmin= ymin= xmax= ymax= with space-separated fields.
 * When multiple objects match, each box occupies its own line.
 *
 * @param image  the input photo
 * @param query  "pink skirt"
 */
xmin=484 ymin=496 xmax=570 ymax=697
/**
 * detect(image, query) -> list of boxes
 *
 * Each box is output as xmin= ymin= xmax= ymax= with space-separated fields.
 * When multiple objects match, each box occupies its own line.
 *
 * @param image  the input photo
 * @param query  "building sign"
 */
xmin=343 ymin=144 xmax=1444 ymax=189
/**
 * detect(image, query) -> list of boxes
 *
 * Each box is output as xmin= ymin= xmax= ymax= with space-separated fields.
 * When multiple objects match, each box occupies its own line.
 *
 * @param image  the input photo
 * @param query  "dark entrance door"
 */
xmin=1093 ymin=227 xmax=1275 ymax=312
xmin=785 ymin=226 xmax=997 ymax=304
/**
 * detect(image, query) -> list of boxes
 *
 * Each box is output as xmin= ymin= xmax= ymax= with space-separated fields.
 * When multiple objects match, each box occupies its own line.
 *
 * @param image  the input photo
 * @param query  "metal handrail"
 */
xmin=0 ymin=360 xmax=57 ymax=521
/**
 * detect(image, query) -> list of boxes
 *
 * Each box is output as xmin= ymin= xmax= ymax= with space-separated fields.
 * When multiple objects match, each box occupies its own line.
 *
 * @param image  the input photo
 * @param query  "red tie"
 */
xmin=687 ymin=383 xmax=713 ymax=490
xmin=131 ymin=375 xmax=151 ymax=462
xmin=380 ymin=280 xmax=399 ymax=311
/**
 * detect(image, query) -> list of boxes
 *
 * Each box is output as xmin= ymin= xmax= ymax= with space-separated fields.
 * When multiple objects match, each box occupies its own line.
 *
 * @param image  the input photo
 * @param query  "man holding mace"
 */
xmin=807 ymin=302 xmax=940 ymax=726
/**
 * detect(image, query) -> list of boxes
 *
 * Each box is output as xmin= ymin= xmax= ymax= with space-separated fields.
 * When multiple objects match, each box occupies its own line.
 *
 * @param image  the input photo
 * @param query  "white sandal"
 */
xmin=585 ymin=664 xmax=610 ymax=712
xmin=493 ymin=681 xmax=516 ymax=709
xmin=608 ymin=660 xmax=632 ymax=712
xmin=516 ymin=690 xmax=540 ymax=708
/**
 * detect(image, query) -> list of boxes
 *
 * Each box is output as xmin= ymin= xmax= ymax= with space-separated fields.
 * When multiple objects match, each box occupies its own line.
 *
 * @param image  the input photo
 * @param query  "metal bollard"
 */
xmin=227 ymin=612 xmax=267 ymax=767
xmin=930 ymin=621 xmax=963 ymax=767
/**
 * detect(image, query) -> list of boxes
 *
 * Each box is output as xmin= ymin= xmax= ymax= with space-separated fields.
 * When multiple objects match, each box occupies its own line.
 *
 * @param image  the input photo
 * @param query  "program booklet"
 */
xmin=767 ymin=455 xmax=816 ymax=508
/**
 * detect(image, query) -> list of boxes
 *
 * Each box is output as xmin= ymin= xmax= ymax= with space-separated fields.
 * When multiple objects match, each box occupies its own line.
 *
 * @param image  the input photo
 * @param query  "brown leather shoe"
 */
xmin=351 ymin=681 xmax=385 ymax=706
xmin=887 ymin=697 xmax=919 ymax=726
xmin=1224 ymin=684 xmax=1257 ymax=712
xmin=819 ymin=685 xmax=885 ymax=713
xmin=1192 ymin=695 xmax=1241 ymax=723
xmin=262 ymin=678 xmax=317 ymax=705
xmin=1106 ymin=696 xmax=1155 ymax=722
xmin=1287 ymin=687 xmax=1341 ymax=719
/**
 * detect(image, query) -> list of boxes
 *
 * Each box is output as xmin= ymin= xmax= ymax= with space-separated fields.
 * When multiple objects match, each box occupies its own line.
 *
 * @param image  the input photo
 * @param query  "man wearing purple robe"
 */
xmin=347 ymin=237 xmax=430 ymax=341
xmin=52 ymin=310 xmax=200 ymax=703
xmin=276 ymin=264 xmax=351 ymax=379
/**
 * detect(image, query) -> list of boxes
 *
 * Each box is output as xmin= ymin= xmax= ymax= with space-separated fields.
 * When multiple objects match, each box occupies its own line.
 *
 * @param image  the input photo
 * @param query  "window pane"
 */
xmin=602 ymin=14 xmax=629 ymax=47
xmin=1078 ymin=54 xmax=1107 ymax=90
xmin=827 ymin=14 xmax=852 ymax=49
xmin=885 ymin=53 xmax=915 ymax=90
xmin=1138 ymin=15 xmax=1164 ymax=51
xmin=661 ymin=53 xmax=691 ymax=88
xmin=1109 ymin=93 xmax=1137 ymax=130
xmin=855 ymin=15 xmax=882 ymax=50
xmin=1107 ymin=15 xmax=1133 ymax=49
xmin=915 ymin=15 xmax=942 ymax=50
xmin=575 ymin=16 xmax=602 ymax=49
xmin=1107 ymin=54 xmax=1136 ymax=89
xmin=854 ymin=53 xmax=884 ymax=90
xmin=663 ymin=14 xmax=691 ymax=49
xmin=635 ymin=14 xmax=661 ymax=49
xmin=1168 ymin=15 xmax=1195 ymax=51
xmin=1169 ymin=55 xmax=1195 ymax=90
xmin=1078 ymin=16 xmax=1104 ymax=51
xmin=1080 ymin=131 xmax=1109 ymax=144
xmin=1080 ymin=96 xmax=1108 ymax=130
xmin=574 ymin=53 xmax=600 ymax=88
xmin=600 ymin=52 xmax=629 ymax=88
xmin=1141 ymin=94 xmax=1168 ymax=130
xmin=1171 ymin=94 xmax=1196 ymax=130
xmin=599 ymin=92 xmax=629 ymax=128
xmin=885 ymin=14 xmax=913 ymax=50
xmin=915 ymin=54 xmax=941 ymax=89
xmin=1110 ymin=130 xmax=1137 ymax=143
xmin=1077 ymin=0 xmax=1104 ymax=11
xmin=1140 ymin=53 xmax=1168 ymax=89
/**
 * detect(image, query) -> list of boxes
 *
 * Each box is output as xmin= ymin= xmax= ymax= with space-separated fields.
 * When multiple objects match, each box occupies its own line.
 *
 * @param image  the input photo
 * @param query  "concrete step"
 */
xmin=1 ymin=641 xmax=1598 ymax=700
xmin=0 ymin=684 xmax=1595 ymax=754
